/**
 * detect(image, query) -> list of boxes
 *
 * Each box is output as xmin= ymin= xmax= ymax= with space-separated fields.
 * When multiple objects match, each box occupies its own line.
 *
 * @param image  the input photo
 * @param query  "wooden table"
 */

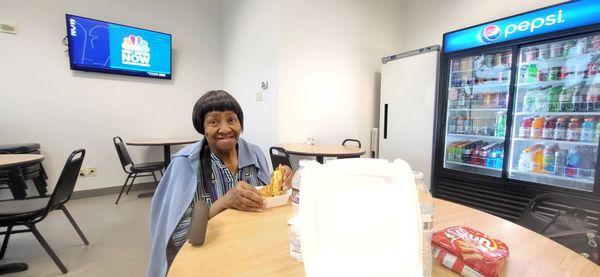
xmin=280 ymin=143 xmax=365 ymax=163
xmin=0 ymin=154 xmax=45 ymax=199
xmin=0 ymin=154 xmax=45 ymax=274
xmin=126 ymin=138 xmax=198 ymax=167
xmin=169 ymin=199 xmax=600 ymax=277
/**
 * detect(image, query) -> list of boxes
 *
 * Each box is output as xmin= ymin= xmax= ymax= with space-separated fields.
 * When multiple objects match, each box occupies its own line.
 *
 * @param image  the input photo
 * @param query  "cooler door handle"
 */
xmin=384 ymin=104 xmax=388 ymax=139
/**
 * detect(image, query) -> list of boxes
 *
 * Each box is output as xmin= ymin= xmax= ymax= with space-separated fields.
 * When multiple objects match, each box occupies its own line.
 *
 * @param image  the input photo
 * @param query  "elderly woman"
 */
xmin=147 ymin=90 xmax=292 ymax=277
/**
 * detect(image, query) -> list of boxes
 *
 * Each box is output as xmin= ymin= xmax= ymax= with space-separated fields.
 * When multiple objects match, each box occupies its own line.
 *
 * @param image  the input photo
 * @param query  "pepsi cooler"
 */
xmin=432 ymin=0 xmax=600 ymax=221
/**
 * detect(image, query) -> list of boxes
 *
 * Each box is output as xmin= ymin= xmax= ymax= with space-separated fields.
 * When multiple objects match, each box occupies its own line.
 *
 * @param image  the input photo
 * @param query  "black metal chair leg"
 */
xmin=0 ymin=226 xmax=13 ymax=259
xmin=60 ymin=206 xmax=89 ymax=245
xmin=151 ymin=172 xmax=159 ymax=186
xmin=115 ymin=174 xmax=131 ymax=205
xmin=27 ymin=223 xmax=68 ymax=274
xmin=125 ymin=174 xmax=137 ymax=195
xmin=32 ymin=174 xmax=48 ymax=197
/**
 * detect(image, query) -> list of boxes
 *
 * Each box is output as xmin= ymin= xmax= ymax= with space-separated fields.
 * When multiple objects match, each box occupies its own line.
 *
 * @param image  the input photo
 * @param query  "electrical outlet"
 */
xmin=79 ymin=167 xmax=97 ymax=177
xmin=256 ymin=91 xmax=263 ymax=102
xmin=0 ymin=21 xmax=17 ymax=34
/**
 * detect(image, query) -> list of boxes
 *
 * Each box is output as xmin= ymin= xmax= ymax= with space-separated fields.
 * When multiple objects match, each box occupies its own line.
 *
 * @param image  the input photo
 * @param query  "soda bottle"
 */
xmin=565 ymin=148 xmax=581 ymax=177
xmin=571 ymin=85 xmax=584 ymax=112
xmin=567 ymin=117 xmax=581 ymax=141
xmin=530 ymin=117 xmax=545 ymax=139
xmin=448 ymin=116 xmax=457 ymax=134
xmin=523 ymin=88 xmax=537 ymax=112
xmin=458 ymin=89 xmax=468 ymax=109
xmin=519 ymin=117 xmax=533 ymax=138
xmin=553 ymin=117 xmax=568 ymax=140
xmin=542 ymin=144 xmax=559 ymax=173
xmin=542 ymin=117 xmax=556 ymax=140
xmin=518 ymin=147 xmax=533 ymax=172
xmin=579 ymin=146 xmax=593 ymax=178
xmin=547 ymin=86 xmax=562 ymax=112
xmin=535 ymin=86 xmax=549 ymax=112
xmin=413 ymin=171 xmax=434 ymax=277
xmin=580 ymin=117 xmax=595 ymax=143
xmin=495 ymin=111 xmax=506 ymax=137
xmin=554 ymin=149 xmax=568 ymax=176
xmin=526 ymin=64 xmax=539 ymax=83
xmin=587 ymin=84 xmax=600 ymax=112
xmin=559 ymin=87 xmax=574 ymax=112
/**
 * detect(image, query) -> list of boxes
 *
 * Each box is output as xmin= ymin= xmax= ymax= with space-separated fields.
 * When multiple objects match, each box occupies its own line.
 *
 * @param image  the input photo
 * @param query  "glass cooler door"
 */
xmin=444 ymin=50 xmax=513 ymax=177
xmin=509 ymin=34 xmax=600 ymax=192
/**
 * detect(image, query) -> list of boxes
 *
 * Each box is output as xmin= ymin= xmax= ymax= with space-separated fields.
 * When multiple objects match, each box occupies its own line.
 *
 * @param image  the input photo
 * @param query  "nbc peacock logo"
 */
xmin=478 ymin=25 xmax=501 ymax=44
xmin=121 ymin=35 xmax=151 ymax=67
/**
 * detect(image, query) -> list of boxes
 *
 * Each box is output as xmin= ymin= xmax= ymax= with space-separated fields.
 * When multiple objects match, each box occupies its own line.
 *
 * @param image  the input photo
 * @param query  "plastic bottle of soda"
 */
xmin=523 ymin=88 xmax=537 ymax=112
xmin=595 ymin=121 xmax=600 ymax=142
xmin=559 ymin=87 xmax=574 ymax=112
xmin=530 ymin=117 xmax=545 ymax=139
xmin=567 ymin=117 xmax=581 ymax=141
xmin=526 ymin=64 xmax=539 ymax=83
xmin=535 ymin=87 xmax=549 ymax=112
xmin=519 ymin=117 xmax=533 ymax=138
xmin=547 ymin=86 xmax=562 ymax=112
xmin=554 ymin=149 xmax=568 ymax=176
xmin=580 ymin=117 xmax=595 ymax=143
xmin=531 ymin=145 xmax=545 ymax=173
xmin=565 ymin=148 xmax=581 ymax=177
xmin=518 ymin=147 xmax=533 ymax=172
xmin=495 ymin=111 xmax=506 ymax=137
xmin=542 ymin=117 xmax=556 ymax=140
xmin=542 ymin=144 xmax=559 ymax=173
xmin=553 ymin=117 xmax=568 ymax=140
xmin=448 ymin=116 xmax=457 ymax=134
xmin=571 ymin=85 xmax=584 ymax=112
xmin=587 ymin=84 xmax=600 ymax=112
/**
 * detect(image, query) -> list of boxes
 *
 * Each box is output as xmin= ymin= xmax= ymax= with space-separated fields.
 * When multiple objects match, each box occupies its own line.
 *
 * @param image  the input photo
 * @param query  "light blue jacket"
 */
xmin=147 ymin=139 xmax=270 ymax=277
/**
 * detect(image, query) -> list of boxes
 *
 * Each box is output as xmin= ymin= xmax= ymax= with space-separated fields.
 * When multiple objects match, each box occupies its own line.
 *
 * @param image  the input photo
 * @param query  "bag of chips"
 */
xmin=432 ymin=226 xmax=509 ymax=277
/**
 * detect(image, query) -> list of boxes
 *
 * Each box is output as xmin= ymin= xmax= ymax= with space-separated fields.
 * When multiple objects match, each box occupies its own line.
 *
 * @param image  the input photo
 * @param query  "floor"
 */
xmin=1 ymin=190 xmax=153 ymax=276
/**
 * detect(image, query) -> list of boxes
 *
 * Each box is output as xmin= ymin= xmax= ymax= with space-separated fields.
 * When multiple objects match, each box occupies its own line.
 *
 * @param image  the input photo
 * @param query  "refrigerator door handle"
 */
xmin=384 ymin=104 xmax=388 ymax=139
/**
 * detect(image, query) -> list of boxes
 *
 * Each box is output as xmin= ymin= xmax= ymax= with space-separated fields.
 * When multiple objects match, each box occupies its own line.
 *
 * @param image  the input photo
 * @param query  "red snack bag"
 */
xmin=432 ymin=226 xmax=509 ymax=277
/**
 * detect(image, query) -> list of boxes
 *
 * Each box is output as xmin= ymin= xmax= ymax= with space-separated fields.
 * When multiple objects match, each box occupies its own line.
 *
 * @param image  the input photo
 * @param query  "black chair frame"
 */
xmin=269 ymin=147 xmax=292 ymax=170
xmin=113 ymin=137 xmax=163 ymax=204
xmin=0 ymin=149 xmax=89 ymax=274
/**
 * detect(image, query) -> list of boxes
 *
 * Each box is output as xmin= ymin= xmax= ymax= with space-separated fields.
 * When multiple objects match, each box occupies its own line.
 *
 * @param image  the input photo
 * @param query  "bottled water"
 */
xmin=291 ymin=160 xmax=308 ymax=214
xmin=413 ymin=171 xmax=434 ymax=277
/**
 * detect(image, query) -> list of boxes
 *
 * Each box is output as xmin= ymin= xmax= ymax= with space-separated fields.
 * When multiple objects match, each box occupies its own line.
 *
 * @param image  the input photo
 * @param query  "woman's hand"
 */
xmin=280 ymin=165 xmax=293 ymax=191
xmin=220 ymin=181 xmax=265 ymax=212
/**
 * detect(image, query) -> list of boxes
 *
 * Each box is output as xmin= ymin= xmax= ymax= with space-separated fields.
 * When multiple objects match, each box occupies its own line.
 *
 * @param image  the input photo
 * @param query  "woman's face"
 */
xmin=203 ymin=111 xmax=242 ymax=153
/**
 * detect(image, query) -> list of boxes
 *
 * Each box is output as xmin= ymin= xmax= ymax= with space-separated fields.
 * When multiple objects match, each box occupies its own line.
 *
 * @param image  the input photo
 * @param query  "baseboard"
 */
xmin=71 ymin=181 xmax=156 ymax=199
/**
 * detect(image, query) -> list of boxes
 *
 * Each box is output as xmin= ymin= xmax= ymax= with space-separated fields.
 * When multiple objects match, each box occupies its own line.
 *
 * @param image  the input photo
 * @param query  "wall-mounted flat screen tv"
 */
xmin=65 ymin=14 xmax=172 ymax=79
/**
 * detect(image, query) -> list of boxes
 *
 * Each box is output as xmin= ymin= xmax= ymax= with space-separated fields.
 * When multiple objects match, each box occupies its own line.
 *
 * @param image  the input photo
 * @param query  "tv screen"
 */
xmin=65 ymin=14 xmax=172 ymax=79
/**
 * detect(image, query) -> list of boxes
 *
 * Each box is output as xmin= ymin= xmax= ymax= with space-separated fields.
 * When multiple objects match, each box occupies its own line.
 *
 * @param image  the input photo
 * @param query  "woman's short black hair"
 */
xmin=192 ymin=90 xmax=244 ymax=134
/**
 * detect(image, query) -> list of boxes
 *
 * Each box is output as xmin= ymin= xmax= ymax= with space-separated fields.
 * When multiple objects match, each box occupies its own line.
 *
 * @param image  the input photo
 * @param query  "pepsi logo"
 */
xmin=479 ymin=25 xmax=501 ymax=44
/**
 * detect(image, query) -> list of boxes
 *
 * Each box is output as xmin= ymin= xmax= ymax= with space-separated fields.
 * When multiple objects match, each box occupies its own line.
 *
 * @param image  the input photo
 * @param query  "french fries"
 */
xmin=260 ymin=165 xmax=284 ymax=197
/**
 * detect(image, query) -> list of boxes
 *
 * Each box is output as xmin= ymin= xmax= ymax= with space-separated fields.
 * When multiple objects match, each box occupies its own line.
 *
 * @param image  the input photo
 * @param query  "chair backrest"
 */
xmin=113 ymin=136 xmax=133 ymax=171
xmin=342 ymin=139 xmax=361 ymax=148
xmin=46 ymin=149 xmax=86 ymax=211
xmin=269 ymin=147 xmax=291 ymax=169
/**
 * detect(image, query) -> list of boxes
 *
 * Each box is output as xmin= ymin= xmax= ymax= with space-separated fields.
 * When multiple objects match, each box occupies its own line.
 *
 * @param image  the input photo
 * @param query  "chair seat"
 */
xmin=131 ymin=162 xmax=164 ymax=173
xmin=0 ymin=198 xmax=48 ymax=216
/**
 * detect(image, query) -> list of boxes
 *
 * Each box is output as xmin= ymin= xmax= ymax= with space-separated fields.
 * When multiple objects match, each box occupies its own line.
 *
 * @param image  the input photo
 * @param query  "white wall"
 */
xmin=399 ymin=0 xmax=564 ymax=52
xmin=0 ymin=0 xmax=222 ymax=191
xmin=277 ymin=0 xmax=403 ymax=154
xmin=222 ymin=0 xmax=278 ymax=164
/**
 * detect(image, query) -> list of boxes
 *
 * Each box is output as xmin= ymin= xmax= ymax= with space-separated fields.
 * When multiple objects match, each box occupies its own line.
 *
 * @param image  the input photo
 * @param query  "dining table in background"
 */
xmin=280 ymin=143 xmax=366 ymax=163
xmin=169 ymin=198 xmax=600 ymax=276
xmin=126 ymin=138 xmax=199 ymax=168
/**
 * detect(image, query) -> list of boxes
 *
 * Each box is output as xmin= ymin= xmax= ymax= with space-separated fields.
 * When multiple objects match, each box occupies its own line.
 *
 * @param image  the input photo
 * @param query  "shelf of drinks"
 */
xmin=519 ymin=51 xmax=600 ymax=67
xmin=517 ymin=77 xmax=599 ymax=88
xmin=514 ymin=111 xmax=600 ymax=117
xmin=447 ymin=133 xmax=505 ymax=141
xmin=445 ymin=161 xmax=502 ymax=171
xmin=510 ymin=170 xmax=594 ymax=185
xmin=450 ymin=67 xmax=512 ymax=74
xmin=449 ymin=82 xmax=510 ymax=90
xmin=448 ymin=108 xmax=506 ymax=112
xmin=512 ymin=137 xmax=598 ymax=147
